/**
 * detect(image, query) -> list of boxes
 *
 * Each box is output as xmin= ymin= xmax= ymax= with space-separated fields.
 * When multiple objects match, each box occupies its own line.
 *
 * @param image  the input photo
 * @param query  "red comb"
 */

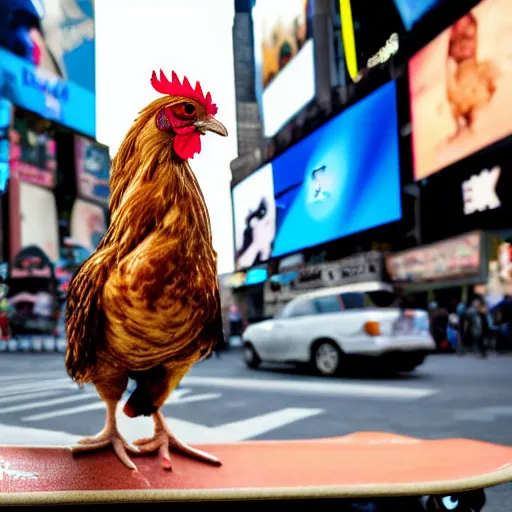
xmin=150 ymin=69 xmax=218 ymax=116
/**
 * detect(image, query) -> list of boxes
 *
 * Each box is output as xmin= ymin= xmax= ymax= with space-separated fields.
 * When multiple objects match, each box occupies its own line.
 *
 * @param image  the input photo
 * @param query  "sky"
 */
xmin=94 ymin=0 xmax=237 ymax=275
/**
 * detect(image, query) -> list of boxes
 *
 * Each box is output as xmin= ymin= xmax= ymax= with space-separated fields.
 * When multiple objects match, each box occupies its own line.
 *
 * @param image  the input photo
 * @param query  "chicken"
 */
xmin=446 ymin=13 xmax=499 ymax=139
xmin=64 ymin=70 xmax=228 ymax=471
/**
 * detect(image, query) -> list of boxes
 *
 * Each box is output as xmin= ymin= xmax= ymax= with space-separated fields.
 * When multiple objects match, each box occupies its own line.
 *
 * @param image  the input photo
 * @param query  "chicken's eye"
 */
xmin=170 ymin=102 xmax=197 ymax=121
xmin=184 ymin=103 xmax=195 ymax=115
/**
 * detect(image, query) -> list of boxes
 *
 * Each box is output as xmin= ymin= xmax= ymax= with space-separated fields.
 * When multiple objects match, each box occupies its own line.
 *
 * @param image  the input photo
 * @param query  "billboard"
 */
xmin=339 ymin=0 xmax=402 ymax=83
xmin=9 ymin=115 xmax=57 ymax=188
xmin=409 ymin=0 xmax=512 ymax=181
xmin=252 ymin=0 xmax=315 ymax=137
xmin=392 ymin=0 xmax=442 ymax=30
xmin=386 ymin=232 xmax=483 ymax=284
xmin=271 ymin=80 xmax=401 ymax=258
xmin=265 ymin=251 xmax=384 ymax=305
xmin=74 ymin=135 xmax=110 ymax=205
xmin=232 ymin=162 xmax=276 ymax=271
xmin=419 ymin=143 xmax=512 ymax=243
xmin=7 ymin=244 xmax=58 ymax=335
xmin=19 ymin=180 xmax=60 ymax=262
xmin=69 ymin=198 xmax=106 ymax=252
xmin=0 ymin=0 xmax=96 ymax=137
xmin=0 ymin=98 xmax=11 ymax=193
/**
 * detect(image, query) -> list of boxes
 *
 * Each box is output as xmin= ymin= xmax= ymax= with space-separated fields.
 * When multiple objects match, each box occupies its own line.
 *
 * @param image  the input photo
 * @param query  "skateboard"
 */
xmin=0 ymin=432 xmax=511 ymax=510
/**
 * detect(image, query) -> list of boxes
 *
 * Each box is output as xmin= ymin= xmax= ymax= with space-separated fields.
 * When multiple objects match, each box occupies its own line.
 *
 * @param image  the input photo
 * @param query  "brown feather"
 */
xmin=65 ymin=95 xmax=221 ymax=384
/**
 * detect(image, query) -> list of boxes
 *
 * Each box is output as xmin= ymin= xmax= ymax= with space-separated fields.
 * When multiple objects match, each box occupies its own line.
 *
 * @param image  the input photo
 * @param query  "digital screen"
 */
xmin=70 ymin=198 xmax=107 ymax=253
xmin=245 ymin=267 xmax=268 ymax=286
xmin=419 ymin=143 xmax=512 ymax=242
xmin=339 ymin=0 xmax=402 ymax=83
xmin=0 ymin=0 xmax=96 ymax=137
xmin=74 ymin=135 xmax=110 ymax=205
xmin=253 ymin=0 xmax=315 ymax=137
xmin=393 ymin=0 xmax=442 ymax=30
xmin=0 ymin=0 xmax=96 ymax=93
xmin=409 ymin=0 xmax=512 ymax=181
xmin=271 ymin=80 xmax=401 ymax=258
xmin=232 ymin=163 xmax=276 ymax=271
xmin=0 ymin=98 xmax=11 ymax=194
xmin=19 ymin=181 xmax=60 ymax=262
xmin=10 ymin=116 xmax=57 ymax=188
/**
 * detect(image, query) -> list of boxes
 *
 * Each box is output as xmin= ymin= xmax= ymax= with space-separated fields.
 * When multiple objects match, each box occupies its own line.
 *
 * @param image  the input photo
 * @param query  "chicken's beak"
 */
xmin=195 ymin=117 xmax=228 ymax=137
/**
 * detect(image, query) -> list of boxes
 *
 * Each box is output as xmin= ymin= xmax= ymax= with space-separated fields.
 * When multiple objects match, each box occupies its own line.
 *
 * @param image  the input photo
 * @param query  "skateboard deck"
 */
xmin=0 ymin=432 xmax=511 ymax=506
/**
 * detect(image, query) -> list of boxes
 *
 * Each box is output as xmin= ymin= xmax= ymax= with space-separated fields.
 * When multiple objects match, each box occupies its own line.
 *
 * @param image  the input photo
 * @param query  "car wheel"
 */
xmin=312 ymin=340 xmax=342 ymax=376
xmin=243 ymin=342 xmax=261 ymax=369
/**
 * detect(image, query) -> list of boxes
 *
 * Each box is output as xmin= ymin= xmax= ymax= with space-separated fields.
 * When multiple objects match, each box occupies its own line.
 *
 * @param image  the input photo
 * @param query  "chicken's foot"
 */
xmin=133 ymin=411 xmax=221 ymax=470
xmin=72 ymin=399 xmax=140 ymax=470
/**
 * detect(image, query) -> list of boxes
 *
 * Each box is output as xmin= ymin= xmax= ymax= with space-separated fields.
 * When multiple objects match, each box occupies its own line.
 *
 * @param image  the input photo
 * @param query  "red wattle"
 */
xmin=174 ymin=132 xmax=201 ymax=160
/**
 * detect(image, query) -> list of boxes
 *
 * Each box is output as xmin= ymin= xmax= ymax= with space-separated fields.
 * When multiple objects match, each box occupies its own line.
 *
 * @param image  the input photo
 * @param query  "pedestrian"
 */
xmin=456 ymin=301 xmax=467 ymax=354
xmin=476 ymin=300 xmax=490 ymax=358
xmin=428 ymin=301 xmax=449 ymax=351
xmin=228 ymin=304 xmax=243 ymax=346
xmin=462 ymin=298 xmax=489 ymax=358
xmin=493 ymin=294 xmax=512 ymax=352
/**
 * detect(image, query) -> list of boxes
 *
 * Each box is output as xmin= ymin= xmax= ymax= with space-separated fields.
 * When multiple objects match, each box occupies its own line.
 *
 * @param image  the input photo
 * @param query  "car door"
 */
xmin=272 ymin=298 xmax=317 ymax=361
xmin=253 ymin=303 xmax=292 ymax=360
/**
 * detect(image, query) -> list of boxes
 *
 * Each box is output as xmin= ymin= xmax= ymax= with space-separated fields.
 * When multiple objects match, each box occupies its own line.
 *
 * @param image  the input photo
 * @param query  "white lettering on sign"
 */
xmin=461 ymin=166 xmax=501 ymax=215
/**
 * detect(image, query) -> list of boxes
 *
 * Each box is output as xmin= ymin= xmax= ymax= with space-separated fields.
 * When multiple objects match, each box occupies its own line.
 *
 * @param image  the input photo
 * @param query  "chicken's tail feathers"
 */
xmin=122 ymin=366 xmax=168 ymax=418
xmin=64 ymin=262 xmax=108 ymax=383
xmin=123 ymin=385 xmax=158 ymax=418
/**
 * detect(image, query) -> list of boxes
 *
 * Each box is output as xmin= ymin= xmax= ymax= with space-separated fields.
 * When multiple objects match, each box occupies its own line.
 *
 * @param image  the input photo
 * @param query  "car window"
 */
xmin=340 ymin=292 xmax=365 ymax=309
xmin=277 ymin=302 xmax=294 ymax=318
xmin=286 ymin=299 xmax=316 ymax=318
xmin=314 ymin=295 xmax=343 ymax=314
xmin=340 ymin=291 xmax=399 ymax=309
xmin=365 ymin=290 xmax=399 ymax=308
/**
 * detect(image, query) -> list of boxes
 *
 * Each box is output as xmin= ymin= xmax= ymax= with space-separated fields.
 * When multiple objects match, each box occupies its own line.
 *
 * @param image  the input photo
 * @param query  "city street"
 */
xmin=0 ymin=350 xmax=510 ymax=509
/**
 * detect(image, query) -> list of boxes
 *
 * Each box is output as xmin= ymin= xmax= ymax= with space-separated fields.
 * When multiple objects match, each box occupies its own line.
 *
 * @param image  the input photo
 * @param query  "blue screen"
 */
xmin=393 ymin=0 xmax=442 ymax=30
xmin=0 ymin=98 xmax=11 ymax=193
xmin=271 ymin=80 xmax=402 ymax=258
xmin=0 ymin=0 xmax=96 ymax=137
xmin=245 ymin=267 xmax=268 ymax=286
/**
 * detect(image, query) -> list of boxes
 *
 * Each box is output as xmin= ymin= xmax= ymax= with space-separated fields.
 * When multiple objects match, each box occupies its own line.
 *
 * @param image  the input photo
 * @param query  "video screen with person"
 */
xmin=409 ymin=0 xmax=512 ymax=181
xmin=232 ymin=163 xmax=277 ymax=271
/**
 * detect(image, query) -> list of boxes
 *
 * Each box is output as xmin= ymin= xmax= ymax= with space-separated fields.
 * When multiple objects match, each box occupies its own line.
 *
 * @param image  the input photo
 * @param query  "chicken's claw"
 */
xmin=134 ymin=428 xmax=221 ymax=470
xmin=72 ymin=430 xmax=140 ymax=471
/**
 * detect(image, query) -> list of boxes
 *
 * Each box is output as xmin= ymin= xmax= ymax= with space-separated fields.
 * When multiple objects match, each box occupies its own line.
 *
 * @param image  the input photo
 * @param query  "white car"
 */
xmin=242 ymin=282 xmax=435 ymax=376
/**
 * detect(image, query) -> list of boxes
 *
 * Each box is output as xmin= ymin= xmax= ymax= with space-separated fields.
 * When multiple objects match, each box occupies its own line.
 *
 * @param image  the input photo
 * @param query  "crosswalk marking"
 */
xmin=24 ymin=389 xmax=224 ymax=422
xmin=182 ymin=376 xmax=437 ymax=399
xmin=1 ymin=379 xmax=73 ymax=395
xmin=166 ymin=392 xmax=222 ymax=405
xmin=0 ymin=372 xmax=68 ymax=383
xmin=0 ymin=390 xmax=61 ymax=405
xmin=0 ymin=393 xmax=96 ymax=415
xmin=23 ymin=401 xmax=106 ymax=422
xmin=0 ymin=368 xmax=439 ymax=447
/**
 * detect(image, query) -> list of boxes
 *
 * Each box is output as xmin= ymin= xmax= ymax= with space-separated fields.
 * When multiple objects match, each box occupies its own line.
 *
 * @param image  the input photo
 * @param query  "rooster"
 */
xmin=446 ymin=13 xmax=499 ymax=139
xmin=65 ymin=70 xmax=228 ymax=471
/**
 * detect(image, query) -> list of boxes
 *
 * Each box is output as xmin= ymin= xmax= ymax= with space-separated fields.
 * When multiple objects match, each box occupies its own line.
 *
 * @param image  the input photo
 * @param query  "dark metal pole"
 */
xmin=312 ymin=0 xmax=335 ymax=113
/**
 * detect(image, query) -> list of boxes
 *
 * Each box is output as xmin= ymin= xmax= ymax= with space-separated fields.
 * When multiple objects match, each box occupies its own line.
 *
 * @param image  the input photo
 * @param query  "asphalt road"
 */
xmin=0 ymin=350 xmax=510 ymax=510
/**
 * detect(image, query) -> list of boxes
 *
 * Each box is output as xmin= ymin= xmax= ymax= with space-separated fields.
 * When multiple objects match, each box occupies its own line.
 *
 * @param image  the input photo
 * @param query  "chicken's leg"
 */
xmin=72 ymin=399 xmax=140 ymax=470
xmin=133 ymin=411 xmax=221 ymax=470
